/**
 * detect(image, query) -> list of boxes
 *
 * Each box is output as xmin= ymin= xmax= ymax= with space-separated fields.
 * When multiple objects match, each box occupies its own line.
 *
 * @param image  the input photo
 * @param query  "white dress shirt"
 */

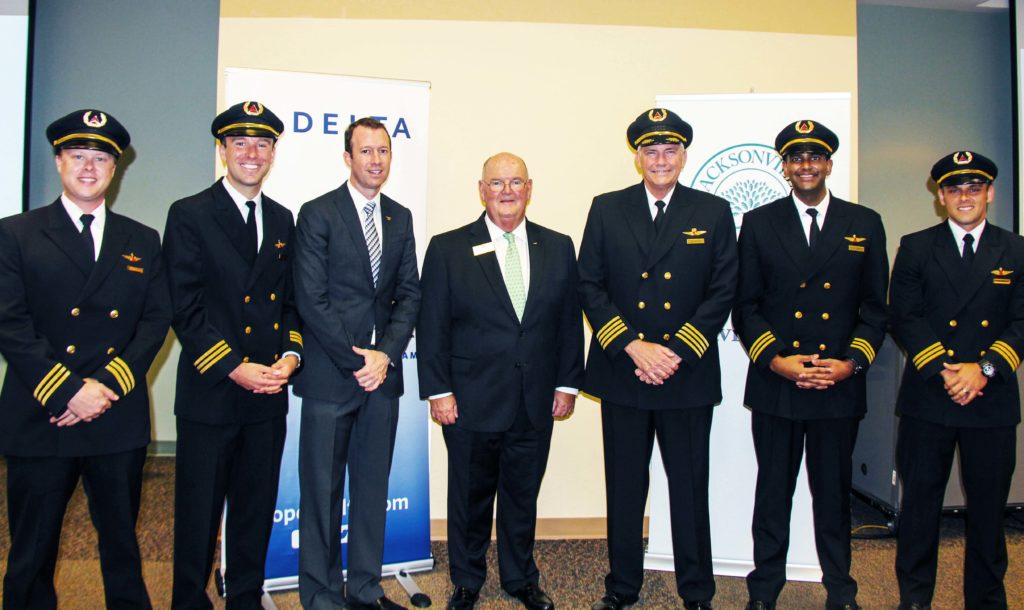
xmin=222 ymin=178 xmax=264 ymax=250
xmin=948 ymin=219 xmax=985 ymax=255
xmin=645 ymin=185 xmax=676 ymax=220
xmin=792 ymin=191 xmax=832 ymax=245
xmin=61 ymin=194 xmax=105 ymax=260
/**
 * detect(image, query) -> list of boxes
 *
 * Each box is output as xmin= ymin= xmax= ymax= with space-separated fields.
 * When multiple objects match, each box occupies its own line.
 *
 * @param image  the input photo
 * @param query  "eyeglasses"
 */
xmin=485 ymin=178 xmax=527 ymax=192
xmin=784 ymin=152 xmax=829 ymax=164
xmin=941 ymin=183 xmax=988 ymax=198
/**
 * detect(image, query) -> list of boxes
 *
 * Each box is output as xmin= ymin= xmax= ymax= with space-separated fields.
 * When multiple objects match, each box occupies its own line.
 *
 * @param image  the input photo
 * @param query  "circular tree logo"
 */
xmin=689 ymin=143 xmax=789 ymax=231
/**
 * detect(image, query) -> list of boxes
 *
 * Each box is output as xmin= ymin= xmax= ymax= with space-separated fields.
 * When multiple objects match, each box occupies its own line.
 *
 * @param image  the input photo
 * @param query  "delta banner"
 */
xmin=222 ymin=68 xmax=433 ymax=590
xmin=645 ymin=93 xmax=852 ymax=581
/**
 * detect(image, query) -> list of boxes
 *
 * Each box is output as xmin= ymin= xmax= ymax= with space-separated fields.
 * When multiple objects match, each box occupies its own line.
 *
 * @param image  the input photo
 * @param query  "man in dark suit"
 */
xmin=294 ymin=117 xmax=420 ymax=610
xmin=418 ymin=153 xmax=584 ymax=610
xmin=733 ymin=121 xmax=889 ymax=610
xmin=578 ymin=109 xmax=737 ymax=610
xmin=889 ymin=151 xmax=1022 ymax=610
xmin=0 ymin=109 xmax=170 ymax=609
xmin=164 ymin=101 xmax=302 ymax=610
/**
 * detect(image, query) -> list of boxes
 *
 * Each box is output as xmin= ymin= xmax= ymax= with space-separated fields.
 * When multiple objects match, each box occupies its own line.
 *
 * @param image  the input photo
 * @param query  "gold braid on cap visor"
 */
xmin=779 ymin=138 xmax=833 ymax=155
xmin=936 ymin=168 xmax=995 ymax=186
xmin=52 ymin=133 xmax=123 ymax=156
xmin=216 ymin=122 xmax=281 ymax=138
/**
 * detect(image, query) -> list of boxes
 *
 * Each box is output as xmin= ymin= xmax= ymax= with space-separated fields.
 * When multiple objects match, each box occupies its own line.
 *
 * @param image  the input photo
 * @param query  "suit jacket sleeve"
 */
xmin=577 ymin=197 xmax=639 ymax=359
xmin=667 ymin=202 xmax=738 ymax=367
xmin=556 ymin=235 xmax=585 ymax=388
xmin=164 ymin=202 xmax=244 ymax=383
xmin=0 ymin=221 xmax=82 ymax=416
xmin=733 ymin=212 xmax=785 ymax=368
xmin=277 ymin=216 xmax=304 ymax=361
xmin=416 ymin=235 xmax=452 ymax=397
xmin=985 ymin=247 xmax=1024 ymax=380
xmin=843 ymin=213 xmax=889 ymax=369
xmin=376 ymin=209 xmax=420 ymax=365
xmin=88 ymin=227 xmax=171 ymax=398
xmin=889 ymin=233 xmax=949 ymax=379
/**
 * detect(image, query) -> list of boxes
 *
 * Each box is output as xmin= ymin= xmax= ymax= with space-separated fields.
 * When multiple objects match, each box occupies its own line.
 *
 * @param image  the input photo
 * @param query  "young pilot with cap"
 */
xmin=164 ymin=101 xmax=302 ymax=609
xmin=0 ymin=109 xmax=171 ymax=608
xmin=889 ymin=151 xmax=1022 ymax=610
xmin=733 ymin=120 xmax=889 ymax=610
xmin=578 ymin=108 xmax=738 ymax=610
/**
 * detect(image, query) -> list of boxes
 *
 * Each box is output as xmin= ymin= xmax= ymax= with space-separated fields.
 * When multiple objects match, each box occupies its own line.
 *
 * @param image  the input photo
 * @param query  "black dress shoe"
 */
xmin=897 ymin=604 xmax=930 ymax=610
xmin=347 ymin=595 xmax=408 ymax=610
xmin=590 ymin=591 xmax=639 ymax=610
xmin=446 ymin=586 xmax=480 ymax=610
xmin=509 ymin=584 xmax=554 ymax=610
xmin=745 ymin=602 xmax=773 ymax=610
xmin=685 ymin=602 xmax=713 ymax=610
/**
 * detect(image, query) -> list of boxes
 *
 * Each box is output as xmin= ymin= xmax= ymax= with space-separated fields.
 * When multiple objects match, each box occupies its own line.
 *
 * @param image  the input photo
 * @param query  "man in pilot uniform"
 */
xmin=164 ymin=101 xmax=302 ymax=609
xmin=890 ymin=151 xmax=1022 ymax=610
xmin=0 ymin=109 xmax=171 ymax=609
xmin=733 ymin=120 xmax=888 ymax=610
xmin=578 ymin=108 xmax=737 ymax=610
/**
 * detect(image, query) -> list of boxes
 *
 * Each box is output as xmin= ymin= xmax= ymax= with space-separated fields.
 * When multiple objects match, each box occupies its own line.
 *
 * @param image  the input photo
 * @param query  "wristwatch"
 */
xmin=979 ymin=359 xmax=996 ymax=379
xmin=845 ymin=358 xmax=864 ymax=376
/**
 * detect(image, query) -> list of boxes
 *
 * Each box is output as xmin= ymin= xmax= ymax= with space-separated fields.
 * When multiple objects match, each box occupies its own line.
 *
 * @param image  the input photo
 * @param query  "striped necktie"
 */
xmin=503 ymin=232 xmax=526 ymax=321
xmin=363 ymin=200 xmax=381 ymax=286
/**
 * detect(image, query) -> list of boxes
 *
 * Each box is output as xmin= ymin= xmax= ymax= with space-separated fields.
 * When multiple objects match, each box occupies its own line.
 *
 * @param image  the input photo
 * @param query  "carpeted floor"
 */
xmin=0 ymin=457 xmax=1022 ymax=609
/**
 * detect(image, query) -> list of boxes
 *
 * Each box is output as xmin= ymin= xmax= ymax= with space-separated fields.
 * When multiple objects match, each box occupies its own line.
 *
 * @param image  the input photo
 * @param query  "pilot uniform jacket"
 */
xmin=292 ymin=182 xmax=420 ymax=404
xmin=890 ymin=222 xmax=1024 ymax=428
xmin=0 ymin=200 xmax=171 ymax=456
xmin=733 ymin=195 xmax=888 ymax=420
xmin=578 ymin=181 xmax=738 ymax=410
xmin=417 ymin=214 xmax=584 ymax=433
xmin=163 ymin=179 xmax=302 ymax=425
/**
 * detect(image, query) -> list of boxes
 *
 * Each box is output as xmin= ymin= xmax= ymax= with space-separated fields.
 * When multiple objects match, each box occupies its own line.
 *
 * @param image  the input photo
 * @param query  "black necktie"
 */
xmin=80 ymin=214 xmax=96 ymax=263
xmin=962 ymin=233 xmax=975 ymax=269
xmin=653 ymin=200 xmax=666 ymax=233
xmin=245 ymin=200 xmax=258 ymax=263
xmin=806 ymin=208 xmax=820 ymax=250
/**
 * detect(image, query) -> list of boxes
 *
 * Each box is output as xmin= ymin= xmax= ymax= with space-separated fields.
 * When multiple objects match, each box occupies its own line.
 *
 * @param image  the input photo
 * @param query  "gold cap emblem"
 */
xmin=83 ymin=111 xmax=107 ymax=128
xmin=796 ymin=120 xmax=814 ymax=134
xmin=648 ymin=109 xmax=667 ymax=122
xmin=954 ymin=151 xmax=974 ymax=165
xmin=243 ymin=101 xmax=264 ymax=116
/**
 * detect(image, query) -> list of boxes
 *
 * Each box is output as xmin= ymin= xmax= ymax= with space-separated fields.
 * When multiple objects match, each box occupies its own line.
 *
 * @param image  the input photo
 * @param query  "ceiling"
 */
xmin=858 ymin=0 xmax=1008 ymax=10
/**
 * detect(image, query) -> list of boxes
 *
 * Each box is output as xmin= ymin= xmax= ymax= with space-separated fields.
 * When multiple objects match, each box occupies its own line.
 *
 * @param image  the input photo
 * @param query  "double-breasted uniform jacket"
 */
xmin=163 ymin=179 xmax=302 ymax=425
xmin=733 ymin=195 xmax=889 ymax=420
xmin=578 ymin=181 xmax=738 ymax=409
xmin=890 ymin=222 xmax=1024 ymax=428
xmin=292 ymin=182 xmax=420 ymax=403
xmin=0 ymin=200 xmax=171 ymax=456
xmin=417 ymin=214 xmax=584 ymax=433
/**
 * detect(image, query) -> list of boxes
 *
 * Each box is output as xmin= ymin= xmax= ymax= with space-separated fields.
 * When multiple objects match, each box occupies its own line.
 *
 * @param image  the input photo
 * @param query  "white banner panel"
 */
xmin=223 ymin=67 xmax=432 ymax=590
xmin=645 ymin=93 xmax=852 ymax=582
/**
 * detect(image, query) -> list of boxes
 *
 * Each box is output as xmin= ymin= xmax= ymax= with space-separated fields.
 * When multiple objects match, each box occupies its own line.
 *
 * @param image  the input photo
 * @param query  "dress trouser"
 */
xmin=171 ymin=416 xmax=286 ymax=610
xmin=601 ymin=401 xmax=715 ymax=603
xmin=443 ymin=404 xmax=552 ymax=593
xmin=298 ymin=392 xmax=400 ymax=610
xmin=746 ymin=411 xmax=860 ymax=606
xmin=3 ymin=448 xmax=150 ymax=610
xmin=895 ymin=415 xmax=1017 ymax=610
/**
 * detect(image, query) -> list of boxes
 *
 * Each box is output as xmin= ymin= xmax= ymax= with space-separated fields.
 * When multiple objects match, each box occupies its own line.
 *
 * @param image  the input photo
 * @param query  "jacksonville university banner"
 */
xmin=645 ymin=93 xmax=852 ymax=581
xmin=223 ymin=67 xmax=432 ymax=590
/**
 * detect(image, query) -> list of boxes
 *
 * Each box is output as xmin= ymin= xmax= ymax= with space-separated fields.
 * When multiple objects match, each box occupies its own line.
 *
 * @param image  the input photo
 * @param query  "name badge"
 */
xmin=472 ymin=242 xmax=496 ymax=256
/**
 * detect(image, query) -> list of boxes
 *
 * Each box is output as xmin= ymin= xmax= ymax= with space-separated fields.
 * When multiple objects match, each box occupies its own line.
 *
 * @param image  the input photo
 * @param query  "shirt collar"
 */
xmin=645 ymin=184 xmax=676 ymax=208
xmin=484 ymin=213 xmax=527 ymax=243
xmin=347 ymin=180 xmax=380 ymax=208
xmin=60 ymin=194 xmax=106 ymax=226
xmin=791 ymin=190 xmax=831 ymax=219
xmin=221 ymin=177 xmax=262 ymax=209
xmin=948 ymin=219 xmax=986 ymax=245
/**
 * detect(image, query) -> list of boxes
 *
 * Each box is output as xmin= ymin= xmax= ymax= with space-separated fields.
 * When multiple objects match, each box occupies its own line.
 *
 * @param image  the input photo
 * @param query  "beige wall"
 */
xmin=218 ymin=4 xmax=857 ymax=522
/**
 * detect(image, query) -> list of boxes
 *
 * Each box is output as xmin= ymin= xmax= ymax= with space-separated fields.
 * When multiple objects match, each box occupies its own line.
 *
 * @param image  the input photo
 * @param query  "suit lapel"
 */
xmin=953 ymin=224 xmax=1003 ymax=313
xmin=377 ymin=196 xmax=398 ymax=294
xmin=80 ymin=213 xmax=130 ymax=298
xmin=248 ymin=199 xmax=284 ymax=284
xmin=623 ymin=183 xmax=655 ymax=258
xmin=41 ymin=200 xmax=93 ymax=277
xmin=934 ymin=223 xmax=968 ymax=296
xmin=335 ymin=182 xmax=374 ymax=286
xmin=211 ymin=180 xmax=252 ymax=264
xmin=805 ymin=198 xmax=853 ymax=278
xmin=645 ymin=184 xmax=697 ymax=268
xmin=469 ymin=215 xmax=519 ymax=323
xmin=521 ymin=221 xmax=544 ymax=322
xmin=766 ymin=198 xmax=810 ymax=272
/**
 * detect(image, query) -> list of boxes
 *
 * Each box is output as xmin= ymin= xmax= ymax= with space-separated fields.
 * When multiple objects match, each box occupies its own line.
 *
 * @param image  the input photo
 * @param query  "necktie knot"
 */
xmin=245 ymin=200 xmax=255 ymax=212
xmin=503 ymin=232 xmax=515 ymax=244
xmin=806 ymin=208 xmax=818 ymax=219
xmin=655 ymin=200 xmax=666 ymax=212
xmin=963 ymin=233 xmax=975 ymax=248
xmin=363 ymin=200 xmax=376 ymax=217
xmin=80 ymin=214 xmax=94 ymax=231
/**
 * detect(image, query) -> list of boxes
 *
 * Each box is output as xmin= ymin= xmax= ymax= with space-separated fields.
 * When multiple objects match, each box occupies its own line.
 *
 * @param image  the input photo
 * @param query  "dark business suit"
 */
xmin=890 ymin=221 xmax=1024 ymax=609
xmin=733 ymin=195 xmax=888 ymax=606
xmin=577 ymin=181 xmax=737 ymax=601
xmin=164 ymin=179 xmax=302 ymax=609
xmin=293 ymin=181 xmax=420 ymax=609
xmin=0 ymin=200 xmax=170 ymax=610
xmin=417 ymin=214 xmax=583 ymax=592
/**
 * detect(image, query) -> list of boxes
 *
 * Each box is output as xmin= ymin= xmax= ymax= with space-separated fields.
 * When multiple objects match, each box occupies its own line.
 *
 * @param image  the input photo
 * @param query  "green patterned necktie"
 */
xmin=503 ymin=232 xmax=526 ymax=321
